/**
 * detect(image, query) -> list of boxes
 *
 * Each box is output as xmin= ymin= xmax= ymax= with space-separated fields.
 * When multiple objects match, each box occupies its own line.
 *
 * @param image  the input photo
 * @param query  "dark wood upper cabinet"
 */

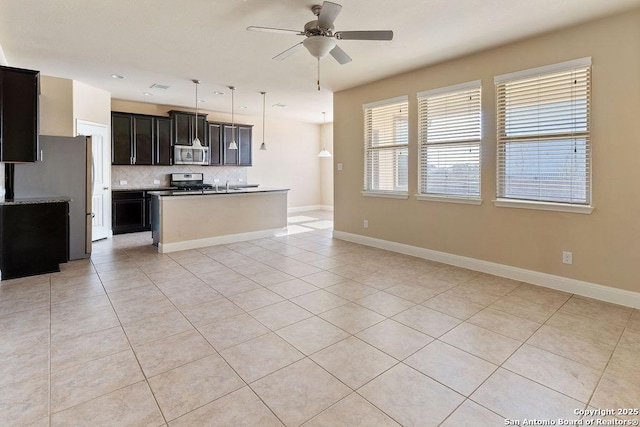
xmin=207 ymin=122 xmax=222 ymax=166
xmin=222 ymin=123 xmax=252 ymax=166
xmin=133 ymin=116 xmax=153 ymax=165
xmin=169 ymin=111 xmax=207 ymax=146
xmin=238 ymin=125 xmax=252 ymax=166
xmin=112 ymin=112 xmax=172 ymax=165
xmin=222 ymin=125 xmax=238 ymax=166
xmin=155 ymin=117 xmax=172 ymax=165
xmin=112 ymin=113 xmax=133 ymax=165
xmin=0 ymin=66 xmax=39 ymax=163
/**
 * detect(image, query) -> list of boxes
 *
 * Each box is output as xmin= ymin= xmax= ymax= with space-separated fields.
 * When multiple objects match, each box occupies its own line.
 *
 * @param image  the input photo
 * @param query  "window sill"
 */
xmin=361 ymin=190 xmax=409 ymax=200
xmin=415 ymin=194 xmax=482 ymax=205
xmin=493 ymin=199 xmax=594 ymax=214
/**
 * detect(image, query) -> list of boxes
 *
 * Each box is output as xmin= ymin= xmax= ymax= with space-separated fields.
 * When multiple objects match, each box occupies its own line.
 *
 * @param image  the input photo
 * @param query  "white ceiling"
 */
xmin=1 ymin=0 xmax=638 ymax=123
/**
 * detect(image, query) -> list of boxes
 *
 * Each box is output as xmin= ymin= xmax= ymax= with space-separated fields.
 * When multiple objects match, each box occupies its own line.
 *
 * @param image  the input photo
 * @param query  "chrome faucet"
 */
xmin=225 ymin=180 xmax=230 ymax=192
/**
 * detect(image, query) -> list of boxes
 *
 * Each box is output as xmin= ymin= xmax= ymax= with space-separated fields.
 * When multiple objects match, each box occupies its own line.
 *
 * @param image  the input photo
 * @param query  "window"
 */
xmin=495 ymin=58 xmax=592 ymax=211
xmin=417 ymin=81 xmax=482 ymax=202
xmin=363 ymin=96 xmax=409 ymax=197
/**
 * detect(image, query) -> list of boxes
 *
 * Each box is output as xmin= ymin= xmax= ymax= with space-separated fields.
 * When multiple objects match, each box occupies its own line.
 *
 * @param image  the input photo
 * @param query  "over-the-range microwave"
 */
xmin=174 ymin=145 xmax=209 ymax=165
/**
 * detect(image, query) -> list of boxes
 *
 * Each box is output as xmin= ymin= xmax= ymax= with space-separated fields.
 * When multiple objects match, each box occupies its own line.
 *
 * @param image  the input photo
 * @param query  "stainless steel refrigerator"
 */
xmin=13 ymin=135 xmax=93 ymax=260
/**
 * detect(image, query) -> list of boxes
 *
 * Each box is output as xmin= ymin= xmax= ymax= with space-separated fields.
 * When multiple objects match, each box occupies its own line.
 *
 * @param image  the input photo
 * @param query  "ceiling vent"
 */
xmin=149 ymin=83 xmax=171 ymax=90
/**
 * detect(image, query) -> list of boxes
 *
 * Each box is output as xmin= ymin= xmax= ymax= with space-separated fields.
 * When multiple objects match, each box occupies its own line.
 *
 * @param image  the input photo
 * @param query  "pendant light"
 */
xmin=318 ymin=112 xmax=332 ymax=157
xmin=192 ymin=80 xmax=203 ymax=148
xmin=259 ymin=91 xmax=267 ymax=150
xmin=228 ymin=86 xmax=238 ymax=150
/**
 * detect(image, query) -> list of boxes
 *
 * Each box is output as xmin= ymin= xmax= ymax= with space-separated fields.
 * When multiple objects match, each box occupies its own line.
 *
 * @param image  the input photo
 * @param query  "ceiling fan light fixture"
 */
xmin=303 ymin=36 xmax=336 ymax=59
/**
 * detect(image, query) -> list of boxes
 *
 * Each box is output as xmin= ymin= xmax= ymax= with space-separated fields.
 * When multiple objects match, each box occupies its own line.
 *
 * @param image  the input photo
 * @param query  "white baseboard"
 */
xmin=288 ymin=205 xmax=334 ymax=213
xmin=333 ymin=230 xmax=640 ymax=309
xmin=158 ymin=227 xmax=287 ymax=253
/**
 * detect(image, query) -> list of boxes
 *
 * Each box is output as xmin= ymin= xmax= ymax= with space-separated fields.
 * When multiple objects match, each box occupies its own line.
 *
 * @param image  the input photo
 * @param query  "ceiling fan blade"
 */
xmin=335 ymin=30 xmax=394 ymax=41
xmin=247 ymin=26 xmax=303 ymax=36
xmin=330 ymin=45 xmax=352 ymax=65
xmin=317 ymin=1 xmax=342 ymax=29
xmin=273 ymin=42 xmax=304 ymax=60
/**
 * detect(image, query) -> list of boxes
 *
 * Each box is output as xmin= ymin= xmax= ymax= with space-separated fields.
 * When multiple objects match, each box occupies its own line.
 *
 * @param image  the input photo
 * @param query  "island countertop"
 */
xmin=148 ymin=187 xmax=290 ymax=197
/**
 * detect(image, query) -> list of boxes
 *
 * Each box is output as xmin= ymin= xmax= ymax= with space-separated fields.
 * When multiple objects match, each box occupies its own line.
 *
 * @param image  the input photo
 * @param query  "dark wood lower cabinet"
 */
xmin=0 ymin=201 xmax=69 ymax=280
xmin=112 ymin=190 xmax=153 ymax=234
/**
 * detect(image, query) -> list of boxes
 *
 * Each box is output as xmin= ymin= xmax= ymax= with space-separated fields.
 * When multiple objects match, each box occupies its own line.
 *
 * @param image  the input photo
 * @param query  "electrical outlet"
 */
xmin=363 ymin=219 xmax=369 ymax=228
xmin=239 ymin=178 xmax=243 ymax=182
xmin=337 ymin=163 xmax=343 ymax=171
xmin=119 ymin=180 xmax=127 ymax=186
xmin=562 ymin=251 xmax=573 ymax=265
xmin=153 ymin=179 xmax=160 ymax=185
xmin=214 ymin=179 xmax=219 ymax=183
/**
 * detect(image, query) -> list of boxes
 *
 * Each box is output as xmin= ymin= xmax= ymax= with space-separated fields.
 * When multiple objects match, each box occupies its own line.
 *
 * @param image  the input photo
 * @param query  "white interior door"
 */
xmin=76 ymin=120 xmax=111 ymax=241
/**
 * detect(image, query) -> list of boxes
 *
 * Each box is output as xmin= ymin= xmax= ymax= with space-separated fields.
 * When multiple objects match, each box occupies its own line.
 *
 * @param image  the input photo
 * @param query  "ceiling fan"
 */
xmin=247 ymin=1 xmax=393 ymax=89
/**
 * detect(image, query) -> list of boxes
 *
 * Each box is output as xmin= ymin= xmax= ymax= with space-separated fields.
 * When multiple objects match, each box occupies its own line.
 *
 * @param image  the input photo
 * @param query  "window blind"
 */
xmin=495 ymin=58 xmax=591 ymax=205
xmin=363 ymin=96 xmax=409 ymax=193
xmin=417 ymin=81 xmax=481 ymax=199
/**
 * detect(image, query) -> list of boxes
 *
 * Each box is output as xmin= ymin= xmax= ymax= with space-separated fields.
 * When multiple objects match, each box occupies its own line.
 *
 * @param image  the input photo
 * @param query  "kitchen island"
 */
xmin=149 ymin=187 xmax=289 ymax=253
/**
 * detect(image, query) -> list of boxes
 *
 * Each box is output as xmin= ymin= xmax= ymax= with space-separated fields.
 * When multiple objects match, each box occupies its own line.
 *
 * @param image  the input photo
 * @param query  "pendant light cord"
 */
xmin=194 ymin=81 xmax=198 ymax=141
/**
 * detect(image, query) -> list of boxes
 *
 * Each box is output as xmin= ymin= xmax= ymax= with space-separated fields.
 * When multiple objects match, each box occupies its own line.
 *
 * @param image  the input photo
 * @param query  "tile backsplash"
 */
xmin=112 ymin=166 xmax=248 ymax=189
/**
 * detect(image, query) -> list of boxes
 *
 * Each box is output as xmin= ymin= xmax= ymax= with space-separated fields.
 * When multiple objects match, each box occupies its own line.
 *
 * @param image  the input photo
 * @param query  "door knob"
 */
xmin=103 ymin=187 xmax=109 ymax=190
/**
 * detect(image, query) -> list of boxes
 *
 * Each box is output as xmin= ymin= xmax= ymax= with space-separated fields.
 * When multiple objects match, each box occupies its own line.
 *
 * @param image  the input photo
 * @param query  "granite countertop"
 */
xmin=112 ymin=186 xmax=177 ymax=192
xmin=0 ymin=197 xmax=72 ymax=206
xmin=148 ymin=187 xmax=290 ymax=197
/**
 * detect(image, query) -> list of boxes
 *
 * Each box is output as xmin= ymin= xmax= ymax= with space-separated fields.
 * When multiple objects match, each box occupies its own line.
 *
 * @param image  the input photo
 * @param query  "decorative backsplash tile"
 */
xmin=112 ymin=166 xmax=248 ymax=189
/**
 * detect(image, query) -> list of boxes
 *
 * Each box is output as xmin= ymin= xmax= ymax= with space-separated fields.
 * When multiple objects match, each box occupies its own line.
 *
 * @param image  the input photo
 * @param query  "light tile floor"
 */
xmin=1 ymin=210 xmax=640 ymax=426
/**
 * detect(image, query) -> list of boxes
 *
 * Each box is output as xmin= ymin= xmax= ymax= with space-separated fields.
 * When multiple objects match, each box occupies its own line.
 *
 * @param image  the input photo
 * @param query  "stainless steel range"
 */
xmin=169 ymin=173 xmax=213 ymax=191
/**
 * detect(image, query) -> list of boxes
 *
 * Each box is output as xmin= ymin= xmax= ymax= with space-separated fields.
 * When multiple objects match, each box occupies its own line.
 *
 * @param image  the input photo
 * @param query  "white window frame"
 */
xmin=362 ymin=95 xmax=409 ymax=199
xmin=416 ymin=80 xmax=482 ymax=205
xmin=494 ymin=57 xmax=593 ymax=214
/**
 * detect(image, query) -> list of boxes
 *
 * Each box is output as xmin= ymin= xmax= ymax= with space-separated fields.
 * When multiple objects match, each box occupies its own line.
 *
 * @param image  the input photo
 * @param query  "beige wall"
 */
xmin=333 ymin=9 xmax=640 ymax=293
xmin=39 ymin=76 xmax=111 ymax=135
xmin=112 ymin=99 xmax=324 ymax=209
xmin=40 ymin=76 xmax=73 ymax=136
xmin=72 ymin=80 xmax=111 ymax=130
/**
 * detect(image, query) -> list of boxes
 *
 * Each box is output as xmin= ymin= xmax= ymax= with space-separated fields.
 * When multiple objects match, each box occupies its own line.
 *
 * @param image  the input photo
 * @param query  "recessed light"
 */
xmin=240 ymin=106 xmax=247 ymax=109
xmin=143 ymin=92 xmax=153 ymax=96
xmin=213 ymin=91 xmax=224 ymax=95
xmin=198 ymin=99 xmax=205 ymax=103
xmin=111 ymin=74 xmax=125 ymax=79
xmin=272 ymin=103 xmax=287 ymax=108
